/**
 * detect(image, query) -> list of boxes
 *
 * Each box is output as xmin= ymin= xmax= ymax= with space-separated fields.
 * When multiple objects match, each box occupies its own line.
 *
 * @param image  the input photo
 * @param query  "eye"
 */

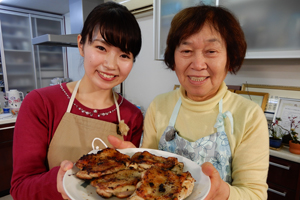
xmin=120 ymin=52 xmax=133 ymax=60
xmin=179 ymin=48 xmax=192 ymax=55
xmin=182 ymin=50 xmax=191 ymax=54
xmin=206 ymin=49 xmax=217 ymax=55
xmin=120 ymin=54 xmax=130 ymax=59
xmin=96 ymin=45 xmax=106 ymax=51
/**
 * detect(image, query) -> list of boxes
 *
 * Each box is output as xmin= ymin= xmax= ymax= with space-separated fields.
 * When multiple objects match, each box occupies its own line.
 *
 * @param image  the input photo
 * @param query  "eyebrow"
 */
xmin=181 ymin=38 xmax=222 ymax=45
xmin=92 ymin=38 xmax=106 ymax=43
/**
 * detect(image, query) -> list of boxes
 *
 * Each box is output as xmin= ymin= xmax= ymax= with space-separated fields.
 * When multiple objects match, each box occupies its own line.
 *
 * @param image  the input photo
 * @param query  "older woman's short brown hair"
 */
xmin=164 ymin=5 xmax=247 ymax=74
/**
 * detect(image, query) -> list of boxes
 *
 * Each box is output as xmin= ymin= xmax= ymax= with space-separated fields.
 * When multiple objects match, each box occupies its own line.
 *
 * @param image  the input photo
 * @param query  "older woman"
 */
xmin=109 ymin=5 xmax=269 ymax=200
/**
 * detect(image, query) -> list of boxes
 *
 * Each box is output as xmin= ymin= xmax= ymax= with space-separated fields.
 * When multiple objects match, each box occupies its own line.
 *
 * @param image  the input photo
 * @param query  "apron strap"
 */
xmin=67 ymin=80 xmax=81 ymax=113
xmin=113 ymin=92 xmax=121 ymax=123
xmin=168 ymin=97 xmax=182 ymax=127
xmin=214 ymin=99 xmax=234 ymax=134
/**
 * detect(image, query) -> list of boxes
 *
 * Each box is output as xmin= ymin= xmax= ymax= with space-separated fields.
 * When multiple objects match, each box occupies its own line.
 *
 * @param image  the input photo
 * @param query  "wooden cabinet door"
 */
xmin=0 ymin=123 xmax=15 ymax=194
xmin=268 ymin=156 xmax=300 ymax=190
xmin=267 ymin=156 xmax=300 ymax=200
xmin=268 ymin=182 xmax=296 ymax=200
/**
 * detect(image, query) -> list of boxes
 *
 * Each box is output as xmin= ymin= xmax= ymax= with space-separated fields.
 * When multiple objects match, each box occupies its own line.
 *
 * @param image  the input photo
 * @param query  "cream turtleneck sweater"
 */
xmin=142 ymin=82 xmax=269 ymax=200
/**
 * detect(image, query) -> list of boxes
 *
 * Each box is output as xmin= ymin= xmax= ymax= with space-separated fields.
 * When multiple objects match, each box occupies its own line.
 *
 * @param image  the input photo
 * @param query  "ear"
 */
xmin=77 ymin=34 xmax=84 ymax=57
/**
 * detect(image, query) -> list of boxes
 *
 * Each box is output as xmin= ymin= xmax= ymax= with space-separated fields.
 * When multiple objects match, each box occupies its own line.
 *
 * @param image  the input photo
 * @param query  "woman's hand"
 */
xmin=202 ymin=162 xmax=230 ymax=200
xmin=57 ymin=160 xmax=74 ymax=200
xmin=107 ymin=135 xmax=136 ymax=149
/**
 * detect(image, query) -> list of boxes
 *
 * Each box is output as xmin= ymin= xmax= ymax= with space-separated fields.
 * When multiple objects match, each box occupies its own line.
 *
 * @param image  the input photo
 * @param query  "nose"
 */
xmin=104 ymin=52 xmax=118 ymax=70
xmin=191 ymin=51 xmax=207 ymax=70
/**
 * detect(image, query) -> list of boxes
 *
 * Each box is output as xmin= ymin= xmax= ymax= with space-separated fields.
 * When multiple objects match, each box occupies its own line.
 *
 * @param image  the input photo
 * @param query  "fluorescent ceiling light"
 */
xmin=118 ymin=0 xmax=130 ymax=4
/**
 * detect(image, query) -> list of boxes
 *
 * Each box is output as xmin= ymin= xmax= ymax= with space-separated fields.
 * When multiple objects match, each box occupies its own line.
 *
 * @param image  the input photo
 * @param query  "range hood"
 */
xmin=32 ymin=0 xmax=153 ymax=47
xmin=32 ymin=0 xmax=104 ymax=47
xmin=32 ymin=34 xmax=78 ymax=47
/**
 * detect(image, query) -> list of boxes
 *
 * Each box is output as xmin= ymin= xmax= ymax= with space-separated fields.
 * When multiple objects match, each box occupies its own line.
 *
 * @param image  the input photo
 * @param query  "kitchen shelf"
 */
xmin=1 ymin=23 xmax=29 ymax=29
xmin=6 ymin=61 xmax=32 ymax=64
xmin=8 ymin=84 xmax=32 ymax=88
xmin=2 ymin=34 xmax=29 ymax=40
xmin=4 ymin=49 xmax=31 ymax=53
xmin=40 ymin=67 xmax=64 ymax=71
xmin=37 ymin=27 xmax=58 ymax=33
xmin=7 ymin=73 xmax=34 ymax=76
xmin=39 ymin=51 xmax=62 ymax=54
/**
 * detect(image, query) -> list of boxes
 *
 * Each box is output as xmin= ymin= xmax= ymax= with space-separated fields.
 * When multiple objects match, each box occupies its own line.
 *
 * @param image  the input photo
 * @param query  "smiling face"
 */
xmin=174 ymin=23 xmax=228 ymax=101
xmin=78 ymin=32 xmax=134 ymax=91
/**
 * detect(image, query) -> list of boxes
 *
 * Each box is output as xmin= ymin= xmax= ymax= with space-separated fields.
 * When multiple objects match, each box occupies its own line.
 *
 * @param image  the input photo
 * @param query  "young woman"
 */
xmin=10 ymin=2 xmax=143 ymax=199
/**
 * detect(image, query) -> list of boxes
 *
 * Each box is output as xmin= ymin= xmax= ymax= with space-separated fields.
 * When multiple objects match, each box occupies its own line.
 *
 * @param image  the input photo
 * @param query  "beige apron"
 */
xmin=47 ymin=80 xmax=124 ymax=169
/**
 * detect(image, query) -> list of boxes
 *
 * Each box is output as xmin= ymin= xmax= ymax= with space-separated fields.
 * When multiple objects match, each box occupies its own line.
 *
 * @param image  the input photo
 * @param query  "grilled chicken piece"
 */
xmin=75 ymin=148 xmax=130 ymax=179
xmin=91 ymin=169 xmax=141 ymax=198
xmin=129 ymin=151 xmax=184 ymax=173
xmin=128 ymin=166 xmax=195 ymax=200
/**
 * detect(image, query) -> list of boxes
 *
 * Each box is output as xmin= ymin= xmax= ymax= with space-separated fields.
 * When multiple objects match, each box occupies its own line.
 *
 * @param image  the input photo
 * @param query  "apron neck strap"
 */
xmin=168 ymin=97 xmax=182 ymax=127
xmin=219 ymin=98 xmax=223 ymax=113
xmin=214 ymin=99 xmax=234 ymax=135
xmin=113 ymin=92 xmax=121 ymax=123
xmin=67 ymin=80 xmax=81 ymax=113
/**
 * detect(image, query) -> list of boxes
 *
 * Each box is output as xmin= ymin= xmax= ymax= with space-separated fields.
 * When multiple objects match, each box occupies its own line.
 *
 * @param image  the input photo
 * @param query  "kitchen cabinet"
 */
xmin=31 ymin=16 xmax=66 ymax=88
xmin=154 ymin=0 xmax=300 ymax=60
xmin=219 ymin=0 xmax=300 ymax=59
xmin=0 ymin=5 xmax=67 ymax=94
xmin=0 ymin=122 xmax=15 ymax=197
xmin=0 ymin=11 xmax=36 ymax=94
xmin=267 ymin=156 xmax=300 ymax=200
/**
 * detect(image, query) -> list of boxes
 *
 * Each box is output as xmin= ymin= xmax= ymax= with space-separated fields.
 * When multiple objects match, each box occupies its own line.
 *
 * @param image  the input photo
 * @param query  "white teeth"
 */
xmin=99 ymin=72 xmax=114 ymax=78
xmin=190 ymin=77 xmax=206 ymax=81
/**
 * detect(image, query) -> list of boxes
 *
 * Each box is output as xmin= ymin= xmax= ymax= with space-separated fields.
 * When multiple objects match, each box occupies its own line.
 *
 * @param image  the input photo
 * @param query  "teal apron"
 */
xmin=158 ymin=98 xmax=233 ymax=183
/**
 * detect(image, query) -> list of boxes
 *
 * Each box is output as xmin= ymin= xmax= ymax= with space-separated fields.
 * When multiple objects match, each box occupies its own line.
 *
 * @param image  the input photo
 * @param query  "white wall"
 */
xmin=123 ymin=14 xmax=179 ymax=111
xmin=65 ymin=12 xmax=85 ymax=82
xmin=124 ymin=14 xmax=300 ymax=112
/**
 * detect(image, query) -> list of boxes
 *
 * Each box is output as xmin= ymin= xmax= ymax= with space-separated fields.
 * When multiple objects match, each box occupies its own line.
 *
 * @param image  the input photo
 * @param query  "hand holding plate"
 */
xmin=202 ymin=162 xmax=230 ymax=200
xmin=57 ymin=160 xmax=74 ymax=200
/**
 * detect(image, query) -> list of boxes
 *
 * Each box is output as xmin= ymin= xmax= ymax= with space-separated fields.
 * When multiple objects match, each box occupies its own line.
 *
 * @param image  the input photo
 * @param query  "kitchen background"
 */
xmin=67 ymin=0 xmax=300 ymax=114
xmin=0 ymin=0 xmax=300 ymax=199
xmin=0 ymin=0 xmax=299 ymax=113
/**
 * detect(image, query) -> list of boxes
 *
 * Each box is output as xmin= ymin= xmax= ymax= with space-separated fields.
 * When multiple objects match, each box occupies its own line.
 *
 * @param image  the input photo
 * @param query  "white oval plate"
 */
xmin=63 ymin=148 xmax=211 ymax=200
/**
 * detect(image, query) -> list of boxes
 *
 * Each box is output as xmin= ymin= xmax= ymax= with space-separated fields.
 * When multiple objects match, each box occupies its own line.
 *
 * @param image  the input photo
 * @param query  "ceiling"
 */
xmin=0 ymin=0 xmax=70 ymax=15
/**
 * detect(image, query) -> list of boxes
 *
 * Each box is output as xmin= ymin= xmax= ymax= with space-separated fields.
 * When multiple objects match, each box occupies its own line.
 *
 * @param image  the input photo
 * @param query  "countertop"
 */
xmin=0 ymin=114 xmax=17 ymax=125
xmin=270 ymin=146 xmax=300 ymax=163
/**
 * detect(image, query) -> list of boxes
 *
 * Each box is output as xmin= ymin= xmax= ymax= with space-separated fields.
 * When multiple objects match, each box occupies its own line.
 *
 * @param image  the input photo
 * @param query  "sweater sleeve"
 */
xmin=228 ymin=105 xmax=269 ymax=200
xmin=10 ymin=90 xmax=64 ymax=200
xmin=126 ymin=110 xmax=144 ymax=148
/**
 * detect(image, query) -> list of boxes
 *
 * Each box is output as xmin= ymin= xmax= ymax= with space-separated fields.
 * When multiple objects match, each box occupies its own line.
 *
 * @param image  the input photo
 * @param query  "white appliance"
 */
xmin=111 ymin=0 xmax=153 ymax=15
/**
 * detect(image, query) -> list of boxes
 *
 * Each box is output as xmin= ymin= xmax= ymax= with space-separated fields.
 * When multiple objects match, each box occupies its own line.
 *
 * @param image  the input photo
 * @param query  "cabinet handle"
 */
xmin=268 ymin=188 xmax=287 ymax=197
xmin=269 ymin=161 xmax=290 ymax=170
xmin=0 ymin=126 xmax=15 ymax=130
